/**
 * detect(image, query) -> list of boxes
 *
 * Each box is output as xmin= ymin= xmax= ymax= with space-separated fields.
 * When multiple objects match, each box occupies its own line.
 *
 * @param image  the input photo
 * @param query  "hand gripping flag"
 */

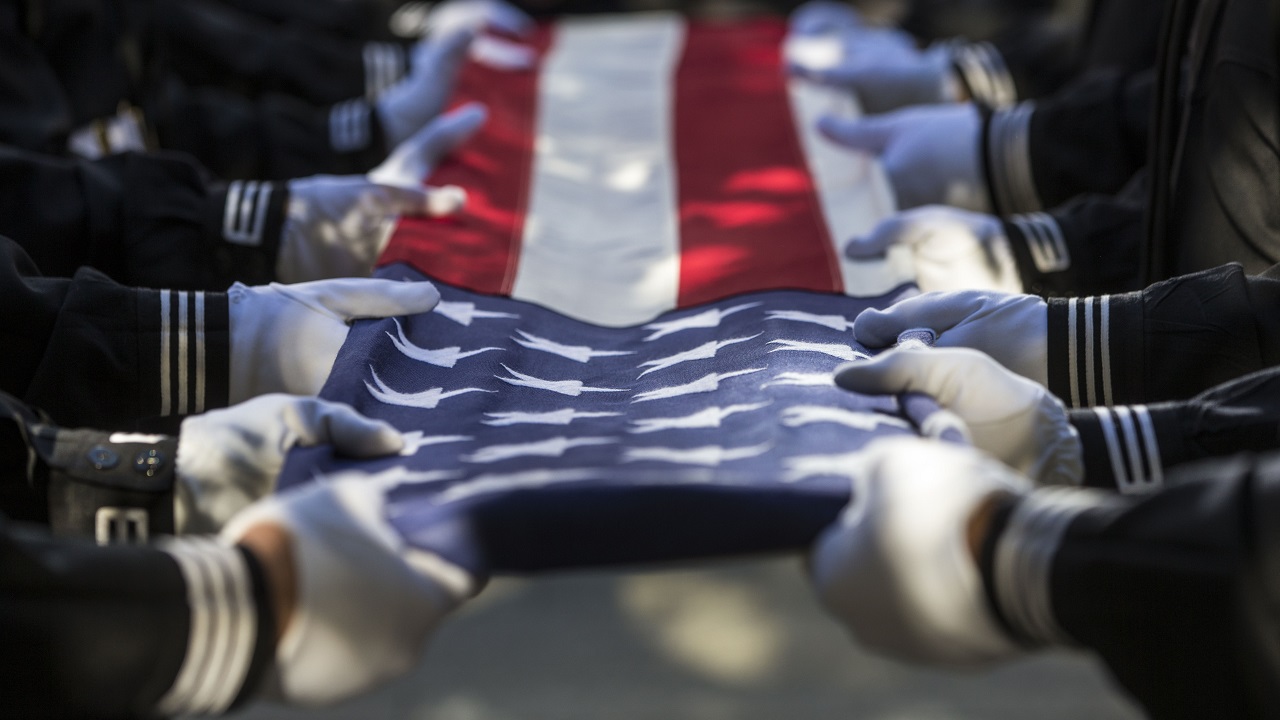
xmin=278 ymin=14 xmax=941 ymax=576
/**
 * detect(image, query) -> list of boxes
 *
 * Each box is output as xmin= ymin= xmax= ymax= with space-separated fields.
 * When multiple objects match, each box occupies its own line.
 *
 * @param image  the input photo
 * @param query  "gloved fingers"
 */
xmin=851 ymin=291 xmax=989 ymax=348
xmin=370 ymin=103 xmax=488 ymax=187
xmin=817 ymin=115 xmax=896 ymax=153
xmin=296 ymin=399 xmax=405 ymax=457
xmin=844 ymin=212 xmax=918 ymax=258
xmin=428 ymin=0 xmax=534 ymax=38
xmin=470 ymin=34 xmax=537 ymax=70
xmin=835 ymin=347 xmax=962 ymax=400
xmin=412 ymin=27 xmax=476 ymax=86
xmin=289 ymin=278 xmax=442 ymax=322
xmin=789 ymin=1 xmax=864 ymax=35
xmin=370 ymin=184 xmax=467 ymax=217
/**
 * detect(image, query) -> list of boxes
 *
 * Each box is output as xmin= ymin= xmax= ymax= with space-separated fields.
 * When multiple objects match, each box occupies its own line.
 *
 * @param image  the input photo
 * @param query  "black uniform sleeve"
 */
xmin=0 ymin=145 xmax=287 ymax=289
xmin=0 ymin=2 xmax=74 ymax=155
xmin=151 ymin=0 xmax=409 ymax=105
xmin=150 ymin=75 xmax=389 ymax=180
xmin=1069 ymin=366 xmax=1280 ymax=494
xmin=0 ymin=517 xmax=274 ymax=719
xmin=975 ymin=453 xmax=1280 ymax=719
xmin=981 ymin=69 xmax=1153 ymax=217
xmin=1001 ymin=183 xmax=1147 ymax=298
xmin=1044 ymin=263 xmax=1280 ymax=408
xmin=0 ymin=236 xmax=231 ymax=432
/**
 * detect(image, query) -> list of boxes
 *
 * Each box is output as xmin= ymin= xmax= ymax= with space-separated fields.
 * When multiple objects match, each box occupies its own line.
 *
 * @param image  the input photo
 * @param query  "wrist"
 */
xmin=236 ymin=522 xmax=298 ymax=645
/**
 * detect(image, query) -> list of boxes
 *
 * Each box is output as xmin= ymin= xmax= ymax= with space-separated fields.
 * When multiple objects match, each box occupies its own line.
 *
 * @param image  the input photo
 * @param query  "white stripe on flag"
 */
xmin=785 ymin=79 xmax=906 ymax=297
xmin=510 ymin=14 xmax=686 ymax=327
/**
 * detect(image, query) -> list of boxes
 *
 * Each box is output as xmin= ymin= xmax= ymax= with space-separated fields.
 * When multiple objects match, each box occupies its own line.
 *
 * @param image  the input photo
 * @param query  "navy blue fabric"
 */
xmin=279 ymin=264 xmax=922 ymax=576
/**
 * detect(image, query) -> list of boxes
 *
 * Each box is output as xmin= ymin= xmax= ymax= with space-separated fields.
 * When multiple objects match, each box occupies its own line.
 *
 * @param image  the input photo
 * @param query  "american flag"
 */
xmin=278 ymin=14 xmax=933 ymax=574
xmin=279 ymin=265 xmax=935 ymax=574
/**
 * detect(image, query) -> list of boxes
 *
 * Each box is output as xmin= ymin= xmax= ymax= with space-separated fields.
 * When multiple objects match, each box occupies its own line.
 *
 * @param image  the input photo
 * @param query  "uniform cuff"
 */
xmin=1046 ymin=292 xmax=1145 ymax=408
xmin=364 ymin=42 xmax=410 ymax=100
xmin=208 ymin=181 xmax=290 ymax=284
xmin=984 ymin=102 xmax=1040 ymax=216
xmin=154 ymin=538 xmax=269 ymax=717
xmin=992 ymin=487 xmax=1114 ymax=647
xmin=38 ymin=427 xmax=180 ymax=542
xmin=330 ymin=98 xmax=378 ymax=154
xmin=137 ymin=288 xmax=231 ymax=420
xmin=951 ymin=41 xmax=1017 ymax=109
xmin=1004 ymin=211 xmax=1072 ymax=297
xmin=1069 ymin=403 xmax=1185 ymax=495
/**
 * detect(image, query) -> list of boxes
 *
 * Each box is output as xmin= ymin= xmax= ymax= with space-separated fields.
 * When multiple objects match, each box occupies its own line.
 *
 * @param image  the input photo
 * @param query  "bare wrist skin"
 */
xmin=967 ymin=491 xmax=1017 ymax=561
xmin=237 ymin=523 xmax=298 ymax=645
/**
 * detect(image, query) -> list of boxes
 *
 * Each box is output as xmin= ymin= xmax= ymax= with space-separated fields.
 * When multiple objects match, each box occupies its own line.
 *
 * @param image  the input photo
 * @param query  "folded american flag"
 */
xmin=279 ymin=265 xmax=931 ymax=573
xmin=279 ymin=14 xmax=928 ymax=573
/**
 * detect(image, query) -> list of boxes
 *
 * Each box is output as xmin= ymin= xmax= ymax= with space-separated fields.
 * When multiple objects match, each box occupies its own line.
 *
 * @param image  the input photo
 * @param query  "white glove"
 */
xmin=281 ymin=103 xmax=487 ymax=283
xmin=175 ymin=395 xmax=404 ymax=535
xmin=376 ymin=28 xmax=476 ymax=147
xmin=228 ymin=277 xmax=441 ymax=403
xmin=852 ymin=289 xmax=1047 ymax=385
xmin=845 ymin=206 xmax=1021 ymax=293
xmin=788 ymin=29 xmax=960 ymax=114
xmin=810 ymin=437 xmax=1031 ymax=666
xmin=835 ymin=347 xmax=1082 ymax=485
xmin=788 ymin=1 xmax=864 ymax=36
xmin=819 ymin=103 xmax=987 ymax=211
xmin=221 ymin=469 xmax=475 ymax=706
xmin=424 ymin=0 xmax=534 ymax=38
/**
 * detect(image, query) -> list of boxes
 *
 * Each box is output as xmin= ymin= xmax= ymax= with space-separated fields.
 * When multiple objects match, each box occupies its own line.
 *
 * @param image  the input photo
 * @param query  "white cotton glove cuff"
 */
xmin=221 ymin=475 xmax=474 ymax=706
xmin=810 ymin=438 xmax=1031 ymax=666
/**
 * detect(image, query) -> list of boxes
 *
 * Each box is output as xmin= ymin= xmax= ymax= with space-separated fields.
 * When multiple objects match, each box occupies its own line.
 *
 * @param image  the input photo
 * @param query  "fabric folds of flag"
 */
xmin=279 ymin=265 xmax=928 ymax=574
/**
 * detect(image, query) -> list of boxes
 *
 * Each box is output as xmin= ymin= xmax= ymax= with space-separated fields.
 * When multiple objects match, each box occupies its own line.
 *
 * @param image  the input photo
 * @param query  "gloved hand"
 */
xmin=852 ymin=290 xmax=1047 ymax=385
xmin=845 ymin=206 xmax=1020 ymax=293
xmin=819 ymin=103 xmax=987 ymax=211
xmin=809 ymin=436 xmax=1031 ymax=666
xmin=175 ymin=395 xmax=405 ymax=535
xmin=376 ymin=28 xmax=477 ymax=148
xmin=835 ymin=347 xmax=1081 ymax=485
xmin=228 ymin=277 xmax=441 ymax=403
xmin=788 ymin=1 xmax=864 ymax=35
xmin=788 ymin=29 xmax=960 ymax=114
xmin=281 ymin=103 xmax=487 ymax=283
xmin=222 ymin=469 xmax=476 ymax=706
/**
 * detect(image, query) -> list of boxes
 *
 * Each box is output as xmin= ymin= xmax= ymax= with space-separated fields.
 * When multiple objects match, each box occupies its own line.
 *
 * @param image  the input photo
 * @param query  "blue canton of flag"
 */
xmin=280 ymin=264 xmax=928 ymax=576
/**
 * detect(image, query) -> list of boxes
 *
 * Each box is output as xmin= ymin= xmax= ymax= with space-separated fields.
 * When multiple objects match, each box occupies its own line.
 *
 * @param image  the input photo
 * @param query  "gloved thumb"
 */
xmin=369 ymin=103 xmax=488 ymax=188
xmin=278 ymin=278 xmax=442 ymax=323
xmin=851 ymin=291 xmax=989 ymax=348
xmin=818 ymin=115 xmax=896 ymax=153
xmin=844 ymin=213 xmax=915 ymax=259
xmin=294 ymin=398 xmax=405 ymax=457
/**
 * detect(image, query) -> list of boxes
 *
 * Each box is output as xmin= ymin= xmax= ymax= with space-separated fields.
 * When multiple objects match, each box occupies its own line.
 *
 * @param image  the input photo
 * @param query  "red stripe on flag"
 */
xmin=675 ymin=19 xmax=843 ymax=308
xmin=377 ymin=26 xmax=554 ymax=294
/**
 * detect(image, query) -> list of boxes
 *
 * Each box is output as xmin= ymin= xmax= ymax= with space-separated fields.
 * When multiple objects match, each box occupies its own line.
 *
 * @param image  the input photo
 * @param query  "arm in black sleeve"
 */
xmin=150 ymin=76 xmax=389 ymax=180
xmin=982 ymin=69 xmax=1153 ymax=216
xmin=0 ymin=516 xmax=274 ymax=719
xmin=152 ymin=0 xmax=408 ymax=105
xmin=978 ymin=452 xmax=1280 ymax=719
xmin=0 ymin=145 xmax=287 ymax=289
xmin=1044 ymin=263 xmax=1280 ymax=407
xmin=1002 ymin=180 xmax=1147 ymax=298
xmin=1070 ymin=365 xmax=1280 ymax=494
xmin=0 ymin=2 xmax=74 ymax=155
xmin=0 ymin=236 xmax=231 ymax=431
